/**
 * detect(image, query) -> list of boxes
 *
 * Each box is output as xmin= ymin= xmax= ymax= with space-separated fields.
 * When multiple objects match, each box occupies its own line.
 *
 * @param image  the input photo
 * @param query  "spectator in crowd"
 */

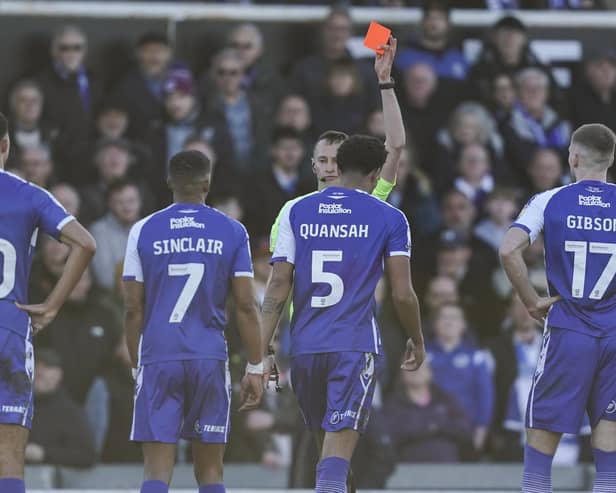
xmin=182 ymin=133 xmax=234 ymax=200
xmin=203 ymin=48 xmax=271 ymax=172
xmin=433 ymin=102 xmax=508 ymax=193
xmin=226 ymin=23 xmax=286 ymax=114
xmin=15 ymin=145 xmax=55 ymax=189
xmin=7 ymin=79 xmax=58 ymax=169
xmin=275 ymin=94 xmax=312 ymax=138
xmin=525 ymin=147 xmax=565 ymax=200
xmin=400 ymin=62 xmax=459 ymax=162
xmin=422 ymin=275 xmax=460 ymax=340
xmin=452 ymin=143 xmax=495 ymax=212
xmin=89 ymin=179 xmax=141 ymax=291
xmin=570 ymin=48 xmax=616 ymax=132
xmin=26 ymin=349 xmax=97 ymax=468
xmin=111 ymin=31 xmax=174 ymax=140
xmin=363 ymin=109 xmax=385 ymax=140
xmin=80 ymin=138 xmax=146 ymax=224
xmin=310 ymin=58 xmax=374 ymax=136
xmin=51 ymin=183 xmax=81 ymax=218
xmin=395 ymin=0 xmax=468 ymax=81
xmin=241 ymin=127 xmax=313 ymax=241
xmin=469 ymin=16 xmax=556 ymax=104
xmin=36 ymin=25 xmax=102 ymax=183
xmin=501 ymin=68 xmax=571 ymax=183
xmin=376 ymin=359 xmax=473 ymax=463
xmin=37 ymin=268 xmax=122 ymax=406
xmin=95 ymin=102 xmax=130 ymax=141
xmin=210 ymin=194 xmax=244 ymax=222
xmin=387 ymin=144 xmax=441 ymax=238
xmin=473 ymin=187 xmax=519 ymax=253
xmin=427 ymin=303 xmax=494 ymax=457
xmin=29 ymin=236 xmax=69 ymax=303
xmin=102 ymin=335 xmax=141 ymax=462
xmin=488 ymin=73 xmax=516 ymax=124
xmin=289 ymin=6 xmax=378 ymax=111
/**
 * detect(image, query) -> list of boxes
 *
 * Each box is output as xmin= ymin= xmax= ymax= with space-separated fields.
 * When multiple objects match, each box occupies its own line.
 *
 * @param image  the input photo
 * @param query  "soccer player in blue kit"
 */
xmin=500 ymin=124 xmax=616 ymax=493
xmin=122 ymin=150 xmax=263 ymax=493
xmin=261 ymin=135 xmax=425 ymax=493
xmin=0 ymin=113 xmax=96 ymax=493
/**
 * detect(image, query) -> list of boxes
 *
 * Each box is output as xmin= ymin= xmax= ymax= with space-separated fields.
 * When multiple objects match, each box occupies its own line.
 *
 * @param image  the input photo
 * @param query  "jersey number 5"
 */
xmin=565 ymin=241 xmax=616 ymax=300
xmin=311 ymin=250 xmax=343 ymax=308
xmin=168 ymin=263 xmax=204 ymax=323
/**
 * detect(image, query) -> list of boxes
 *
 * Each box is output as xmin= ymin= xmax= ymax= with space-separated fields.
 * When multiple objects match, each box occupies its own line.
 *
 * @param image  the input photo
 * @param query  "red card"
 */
xmin=363 ymin=21 xmax=391 ymax=55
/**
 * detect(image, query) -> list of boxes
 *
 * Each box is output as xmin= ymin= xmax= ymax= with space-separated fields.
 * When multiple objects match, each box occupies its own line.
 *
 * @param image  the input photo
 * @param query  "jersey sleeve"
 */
xmin=232 ymin=222 xmax=254 ymax=278
xmin=372 ymin=177 xmax=396 ymax=201
xmin=122 ymin=221 xmax=144 ymax=283
xmin=511 ymin=188 xmax=560 ymax=243
xmin=34 ymin=188 xmax=74 ymax=239
xmin=271 ymin=200 xmax=296 ymax=264
xmin=386 ymin=208 xmax=412 ymax=258
xmin=270 ymin=199 xmax=292 ymax=253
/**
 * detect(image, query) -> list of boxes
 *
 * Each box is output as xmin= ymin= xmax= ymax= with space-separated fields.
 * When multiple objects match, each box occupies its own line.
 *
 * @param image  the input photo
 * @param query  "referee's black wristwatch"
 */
xmin=379 ymin=77 xmax=395 ymax=90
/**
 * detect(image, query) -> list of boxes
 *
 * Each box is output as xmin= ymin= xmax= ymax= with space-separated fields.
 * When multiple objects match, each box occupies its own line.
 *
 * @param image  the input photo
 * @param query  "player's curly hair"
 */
xmin=336 ymin=134 xmax=388 ymax=176
xmin=169 ymin=150 xmax=211 ymax=182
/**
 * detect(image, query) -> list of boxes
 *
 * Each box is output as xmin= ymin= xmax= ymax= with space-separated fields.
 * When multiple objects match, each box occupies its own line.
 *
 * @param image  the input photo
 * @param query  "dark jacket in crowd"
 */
xmin=569 ymin=79 xmax=616 ymax=133
xmin=37 ymin=295 xmax=121 ymax=404
xmin=36 ymin=67 xmax=103 ymax=184
xmin=30 ymin=387 xmax=97 ymax=468
xmin=377 ymin=385 xmax=473 ymax=463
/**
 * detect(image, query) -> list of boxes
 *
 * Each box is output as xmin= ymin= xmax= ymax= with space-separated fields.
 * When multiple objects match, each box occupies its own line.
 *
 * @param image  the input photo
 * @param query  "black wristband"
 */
xmin=379 ymin=77 xmax=395 ymax=90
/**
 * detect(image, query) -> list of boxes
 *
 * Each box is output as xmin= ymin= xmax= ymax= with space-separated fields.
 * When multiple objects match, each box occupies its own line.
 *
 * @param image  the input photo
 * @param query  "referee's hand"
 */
xmin=239 ymin=373 xmax=264 ymax=412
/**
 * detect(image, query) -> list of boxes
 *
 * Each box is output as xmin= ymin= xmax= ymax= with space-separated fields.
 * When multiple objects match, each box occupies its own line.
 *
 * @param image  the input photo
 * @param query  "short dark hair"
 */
xmin=169 ymin=150 xmax=211 ymax=183
xmin=336 ymin=134 xmax=388 ymax=176
xmin=271 ymin=126 xmax=303 ymax=145
xmin=0 ymin=113 xmax=8 ymax=139
xmin=316 ymin=130 xmax=348 ymax=146
xmin=572 ymin=123 xmax=616 ymax=166
xmin=106 ymin=177 xmax=139 ymax=202
xmin=136 ymin=31 xmax=169 ymax=48
xmin=422 ymin=0 xmax=450 ymax=16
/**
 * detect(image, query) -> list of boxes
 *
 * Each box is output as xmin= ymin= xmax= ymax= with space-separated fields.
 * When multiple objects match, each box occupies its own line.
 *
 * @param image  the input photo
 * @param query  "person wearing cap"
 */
xmin=469 ymin=15 xmax=559 ymax=107
xmin=395 ymin=0 xmax=468 ymax=81
xmin=111 ymin=31 xmax=177 ymax=140
xmin=570 ymin=48 xmax=616 ymax=134
xmin=25 ymin=348 xmax=97 ymax=468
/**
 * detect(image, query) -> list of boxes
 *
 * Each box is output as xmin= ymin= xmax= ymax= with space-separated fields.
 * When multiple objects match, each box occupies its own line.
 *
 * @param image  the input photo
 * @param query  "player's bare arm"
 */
xmin=16 ymin=220 xmax=96 ymax=333
xmin=123 ymin=280 xmax=145 ymax=369
xmin=260 ymin=262 xmax=294 ymax=374
xmin=385 ymin=255 xmax=425 ymax=371
xmin=499 ymin=227 xmax=560 ymax=321
xmin=376 ymin=36 xmax=405 ymax=185
xmin=231 ymin=276 xmax=264 ymax=412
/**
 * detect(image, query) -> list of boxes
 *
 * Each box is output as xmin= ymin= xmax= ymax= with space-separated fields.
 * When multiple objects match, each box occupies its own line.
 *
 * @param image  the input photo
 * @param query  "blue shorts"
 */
xmin=527 ymin=326 xmax=616 ymax=434
xmin=0 ymin=328 xmax=34 ymax=429
xmin=290 ymin=351 xmax=377 ymax=433
xmin=131 ymin=359 xmax=231 ymax=443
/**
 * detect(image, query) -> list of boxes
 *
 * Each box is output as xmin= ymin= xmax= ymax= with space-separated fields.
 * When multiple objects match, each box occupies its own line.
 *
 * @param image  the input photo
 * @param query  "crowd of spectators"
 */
xmin=12 ymin=0 xmax=616 ymax=486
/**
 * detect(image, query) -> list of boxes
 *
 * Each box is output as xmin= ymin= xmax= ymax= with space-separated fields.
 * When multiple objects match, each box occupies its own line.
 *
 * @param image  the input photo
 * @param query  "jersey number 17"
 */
xmin=565 ymin=241 xmax=616 ymax=300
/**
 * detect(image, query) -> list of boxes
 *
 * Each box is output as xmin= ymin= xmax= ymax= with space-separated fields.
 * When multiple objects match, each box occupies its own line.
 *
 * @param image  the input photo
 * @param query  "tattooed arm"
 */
xmin=261 ymin=261 xmax=294 ymax=356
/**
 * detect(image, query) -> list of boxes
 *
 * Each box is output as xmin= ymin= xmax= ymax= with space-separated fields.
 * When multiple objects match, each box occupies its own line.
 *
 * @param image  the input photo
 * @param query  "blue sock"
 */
xmin=315 ymin=456 xmax=349 ymax=493
xmin=592 ymin=448 xmax=616 ymax=493
xmin=522 ymin=445 xmax=554 ymax=493
xmin=0 ymin=478 xmax=25 ymax=493
xmin=199 ymin=484 xmax=225 ymax=493
xmin=141 ymin=480 xmax=168 ymax=493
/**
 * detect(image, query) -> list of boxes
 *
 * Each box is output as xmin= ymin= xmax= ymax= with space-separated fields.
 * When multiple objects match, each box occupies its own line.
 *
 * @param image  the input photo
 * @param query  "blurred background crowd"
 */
xmin=8 ymin=0 xmax=615 ymax=488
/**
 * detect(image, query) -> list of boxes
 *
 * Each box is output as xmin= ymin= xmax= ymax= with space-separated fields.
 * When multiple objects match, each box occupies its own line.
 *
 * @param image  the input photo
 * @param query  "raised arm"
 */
xmin=17 ymin=220 xmax=96 ymax=332
xmin=385 ymin=255 xmax=424 ymax=370
xmin=375 ymin=36 xmax=405 ymax=188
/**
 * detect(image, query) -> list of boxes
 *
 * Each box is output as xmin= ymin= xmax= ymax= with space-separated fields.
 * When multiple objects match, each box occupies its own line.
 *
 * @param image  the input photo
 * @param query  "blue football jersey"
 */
xmin=122 ymin=203 xmax=253 ymax=365
xmin=271 ymin=187 xmax=411 ymax=356
xmin=0 ymin=171 xmax=73 ymax=337
xmin=512 ymin=180 xmax=616 ymax=336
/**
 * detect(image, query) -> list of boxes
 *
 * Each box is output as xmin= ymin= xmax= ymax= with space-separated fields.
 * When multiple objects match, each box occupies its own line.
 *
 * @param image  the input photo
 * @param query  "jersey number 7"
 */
xmin=168 ymin=263 xmax=204 ymax=323
xmin=565 ymin=241 xmax=616 ymax=300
